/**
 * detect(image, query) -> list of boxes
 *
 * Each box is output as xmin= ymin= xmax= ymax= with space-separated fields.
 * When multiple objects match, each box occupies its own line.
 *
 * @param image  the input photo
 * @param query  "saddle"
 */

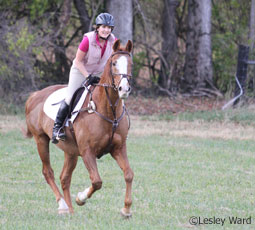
xmin=68 ymin=84 xmax=95 ymax=118
xmin=69 ymin=87 xmax=85 ymax=117
xmin=43 ymin=82 xmax=94 ymax=126
xmin=43 ymin=81 xmax=130 ymax=158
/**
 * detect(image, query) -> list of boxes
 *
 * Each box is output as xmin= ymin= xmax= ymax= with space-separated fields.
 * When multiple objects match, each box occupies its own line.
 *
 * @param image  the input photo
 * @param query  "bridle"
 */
xmin=72 ymin=51 xmax=133 ymax=151
xmin=94 ymin=51 xmax=132 ymax=150
xmin=109 ymin=51 xmax=133 ymax=91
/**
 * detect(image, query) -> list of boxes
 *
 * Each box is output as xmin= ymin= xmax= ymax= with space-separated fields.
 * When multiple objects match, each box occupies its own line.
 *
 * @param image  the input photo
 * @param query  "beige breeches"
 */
xmin=65 ymin=65 xmax=102 ymax=105
xmin=65 ymin=66 xmax=85 ymax=105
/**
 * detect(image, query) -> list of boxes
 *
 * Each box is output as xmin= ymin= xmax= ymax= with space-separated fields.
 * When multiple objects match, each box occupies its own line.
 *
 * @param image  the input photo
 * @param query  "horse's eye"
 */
xmin=113 ymin=62 xmax=116 ymax=66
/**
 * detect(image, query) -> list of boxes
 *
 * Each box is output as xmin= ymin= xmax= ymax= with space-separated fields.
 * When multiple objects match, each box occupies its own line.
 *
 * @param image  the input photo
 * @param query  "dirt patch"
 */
xmin=2 ymin=96 xmax=254 ymax=141
xmin=129 ymin=115 xmax=255 ymax=141
xmin=1 ymin=114 xmax=254 ymax=141
xmin=125 ymin=95 xmax=225 ymax=115
xmin=0 ymin=115 xmax=25 ymax=134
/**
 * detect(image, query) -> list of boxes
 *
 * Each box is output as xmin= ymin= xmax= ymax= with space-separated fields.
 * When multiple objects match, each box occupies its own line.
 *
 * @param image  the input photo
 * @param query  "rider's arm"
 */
xmin=74 ymin=49 xmax=89 ymax=78
xmin=73 ymin=36 xmax=89 ymax=78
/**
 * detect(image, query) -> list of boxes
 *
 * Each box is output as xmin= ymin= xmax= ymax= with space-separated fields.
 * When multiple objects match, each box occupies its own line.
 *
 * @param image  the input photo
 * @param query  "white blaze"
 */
xmin=116 ymin=56 xmax=130 ymax=99
xmin=116 ymin=56 xmax=128 ymax=74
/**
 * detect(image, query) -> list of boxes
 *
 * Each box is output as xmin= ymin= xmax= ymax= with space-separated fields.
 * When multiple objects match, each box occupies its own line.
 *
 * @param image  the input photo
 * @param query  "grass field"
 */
xmin=1 ymin=108 xmax=255 ymax=230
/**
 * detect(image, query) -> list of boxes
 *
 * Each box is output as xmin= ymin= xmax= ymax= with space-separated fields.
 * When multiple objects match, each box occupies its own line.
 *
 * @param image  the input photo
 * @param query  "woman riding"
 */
xmin=52 ymin=13 xmax=116 ymax=144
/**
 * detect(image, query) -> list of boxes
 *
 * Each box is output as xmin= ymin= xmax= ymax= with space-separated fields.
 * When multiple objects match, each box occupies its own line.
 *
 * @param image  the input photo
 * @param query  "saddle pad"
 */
xmin=43 ymin=87 xmax=89 ymax=126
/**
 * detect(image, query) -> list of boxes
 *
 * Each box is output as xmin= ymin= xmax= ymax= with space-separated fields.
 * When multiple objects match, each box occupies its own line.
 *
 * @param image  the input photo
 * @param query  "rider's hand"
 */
xmin=86 ymin=75 xmax=100 ymax=85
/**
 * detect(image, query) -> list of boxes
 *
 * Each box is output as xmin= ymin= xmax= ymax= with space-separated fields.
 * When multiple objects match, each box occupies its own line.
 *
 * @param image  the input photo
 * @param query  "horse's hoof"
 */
xmin=58 ymin=208 xmax=70 ymax=215
xmin=58 ymin=198 xmax=69 ymax=214
xmin=75 ymin=196 xmax=86 ymax=206
xmin=120 ymin=208 xmax=132 ymax=218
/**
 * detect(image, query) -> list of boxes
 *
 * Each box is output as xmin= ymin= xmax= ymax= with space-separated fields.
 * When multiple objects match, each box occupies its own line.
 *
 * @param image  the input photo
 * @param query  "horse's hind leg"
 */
xmin=59 ymin=152 xmax=78 ymax=213
xmin=111 ymin=144 xmax=134 ymax=218
xmin=76 ymin=151 xmax=102 ymax=206
xmin=35 ymin=135 xmax=67 ymax=213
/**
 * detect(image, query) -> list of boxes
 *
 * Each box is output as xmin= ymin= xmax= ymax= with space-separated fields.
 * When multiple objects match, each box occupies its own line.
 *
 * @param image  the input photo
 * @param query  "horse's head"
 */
xmin=110 ymin=39 xmax=133 ymax=99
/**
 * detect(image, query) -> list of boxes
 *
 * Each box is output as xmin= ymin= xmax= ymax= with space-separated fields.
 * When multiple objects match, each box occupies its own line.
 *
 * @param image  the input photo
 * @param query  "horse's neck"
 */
xmin=94 ymin=73 xmax=121 ymax=118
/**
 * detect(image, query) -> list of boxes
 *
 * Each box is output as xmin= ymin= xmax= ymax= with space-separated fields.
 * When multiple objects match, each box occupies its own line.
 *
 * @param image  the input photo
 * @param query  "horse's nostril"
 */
xmin=128 ymin=87 xmax=131 ymax=92
xmin=119 ymin=86 xmax=122 ymax=91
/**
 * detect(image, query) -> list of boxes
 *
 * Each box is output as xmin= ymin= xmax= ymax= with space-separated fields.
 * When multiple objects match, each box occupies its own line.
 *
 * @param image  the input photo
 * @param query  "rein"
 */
xmin=71 ymin=51 xmax=132 ymax=149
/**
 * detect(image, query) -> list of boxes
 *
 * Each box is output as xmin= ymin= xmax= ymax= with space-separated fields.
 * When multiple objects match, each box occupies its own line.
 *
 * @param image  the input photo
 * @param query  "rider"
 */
xmin=52 ymin=13 xmax=116 ymax=144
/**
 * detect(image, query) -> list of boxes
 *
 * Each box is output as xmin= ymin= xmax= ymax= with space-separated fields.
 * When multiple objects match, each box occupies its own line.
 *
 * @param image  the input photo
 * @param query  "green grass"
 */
xmin=1 ymin=115 xmax=255 ymax=229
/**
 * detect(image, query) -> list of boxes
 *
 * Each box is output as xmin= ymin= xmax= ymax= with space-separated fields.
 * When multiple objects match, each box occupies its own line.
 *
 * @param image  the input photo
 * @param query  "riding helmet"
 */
xmin=96 ymin=13 xmax=115 ymax=27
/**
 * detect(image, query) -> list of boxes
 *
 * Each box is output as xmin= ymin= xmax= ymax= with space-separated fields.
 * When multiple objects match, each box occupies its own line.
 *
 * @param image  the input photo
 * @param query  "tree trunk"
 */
xmin=106 ymin=0 xmax=133 ymax=44
xmin=249 ymin=0 xmax=255 ymax=49
xmin=160 ymin=0 xmax=178 ymax=88
xmin=183 ymin=0 xmax=213 ymax=94
xmin=249 ymin=0 xmax=255 ymax=96
xmin=54 ymin=0 xmax=72 ymax=81
xmin=73 ymin=0 xmax=91 ymax=33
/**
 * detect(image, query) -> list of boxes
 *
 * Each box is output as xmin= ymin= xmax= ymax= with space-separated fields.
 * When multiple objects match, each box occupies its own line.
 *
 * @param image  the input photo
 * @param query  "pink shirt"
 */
xmin=75 ymin=31 xmax=116 ymax=76
xmin=79 ymin=34 xmax=108 ymax=58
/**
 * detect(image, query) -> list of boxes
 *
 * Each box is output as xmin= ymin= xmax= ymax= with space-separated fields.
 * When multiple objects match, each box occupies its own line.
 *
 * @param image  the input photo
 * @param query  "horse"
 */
xmin=24 ymin=39 xmax=134 ymax=217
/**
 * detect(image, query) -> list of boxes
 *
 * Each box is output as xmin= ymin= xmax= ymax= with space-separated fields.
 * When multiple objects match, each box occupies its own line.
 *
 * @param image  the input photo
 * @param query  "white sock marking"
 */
xmin=58 ymin=198 xmax=69 ymax=210
xmin=77 ymin=187 xmax=90 ymax=202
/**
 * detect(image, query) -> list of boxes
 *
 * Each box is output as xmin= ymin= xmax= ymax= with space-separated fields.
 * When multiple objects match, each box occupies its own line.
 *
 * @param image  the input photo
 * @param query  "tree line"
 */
xmin=0 ymin=0 xmax=254 ymax=104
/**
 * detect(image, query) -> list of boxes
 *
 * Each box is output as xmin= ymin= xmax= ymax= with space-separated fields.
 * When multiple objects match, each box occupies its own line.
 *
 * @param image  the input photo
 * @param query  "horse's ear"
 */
xmin=113 ymin=39 xmax=121 ymax=52
xmin=125 ymin=40 xmax=133 ymax=53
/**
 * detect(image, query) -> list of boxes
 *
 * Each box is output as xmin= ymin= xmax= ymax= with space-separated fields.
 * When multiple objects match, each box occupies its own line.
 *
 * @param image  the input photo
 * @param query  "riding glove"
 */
xmin=86 ymin=75 xmax=100 ymax=86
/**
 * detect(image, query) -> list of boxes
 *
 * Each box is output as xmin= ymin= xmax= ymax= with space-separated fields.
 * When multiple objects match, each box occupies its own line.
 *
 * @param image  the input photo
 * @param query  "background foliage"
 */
xmin=0 ymin=0 xmax=254 ymax=105
xmin=211 ymin=0 xmax=251 ymax=93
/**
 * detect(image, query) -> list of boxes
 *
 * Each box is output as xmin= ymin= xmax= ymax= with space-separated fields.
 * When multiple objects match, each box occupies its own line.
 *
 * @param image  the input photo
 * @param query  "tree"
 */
xmin=160 ymin=0 xmax=179 ymax=89
xmin=248 ymin=0 xmax=255 ymax=95
xmin=211 ymin=0 xmax=250 ymax=93
xmin=249 ymin=0 xmax=255 ymax=49
xmin=73 ymin=0 xmax=91 ymax=33
xmin=53 ymin=0 xmax=72 ymax=81
xmin=183 ymin=0 xmax=216 ymax=96
xmin=106 ymin=0 xmax=133 ymax=43
xmin=1 ymin=0 xmax=253 ymax=106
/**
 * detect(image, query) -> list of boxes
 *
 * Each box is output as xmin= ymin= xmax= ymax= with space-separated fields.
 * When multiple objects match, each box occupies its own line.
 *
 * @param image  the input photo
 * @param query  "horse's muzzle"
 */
xmin=118 ymin=78 xmax=131 ymax=99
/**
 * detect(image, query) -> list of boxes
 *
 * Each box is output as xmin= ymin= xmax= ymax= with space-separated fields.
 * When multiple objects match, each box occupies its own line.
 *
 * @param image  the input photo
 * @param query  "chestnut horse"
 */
xmin=24 ymin=39 xmax=134 ymax=217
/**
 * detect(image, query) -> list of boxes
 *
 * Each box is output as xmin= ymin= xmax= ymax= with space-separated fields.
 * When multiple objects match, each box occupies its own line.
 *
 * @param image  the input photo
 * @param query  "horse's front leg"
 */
xmin=111 ymin=143 xmax=134 ymax=218
xmin=59 ymin=152 xmax=78 ymax=214
xmin=76 ymin=150 xmax=102 ymax=206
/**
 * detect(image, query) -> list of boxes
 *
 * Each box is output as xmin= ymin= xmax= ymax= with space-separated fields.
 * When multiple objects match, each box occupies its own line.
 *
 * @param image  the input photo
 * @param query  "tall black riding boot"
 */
xmin=52 ymin=101 xmax=69 ymax=144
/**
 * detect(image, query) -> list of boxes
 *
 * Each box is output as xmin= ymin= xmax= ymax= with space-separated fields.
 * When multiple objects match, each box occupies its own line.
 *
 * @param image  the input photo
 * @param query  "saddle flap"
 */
xmin=69 ymin=87 xmax=85 ymax=118
xmin=43 ymin=86 xmax=91 ymax=126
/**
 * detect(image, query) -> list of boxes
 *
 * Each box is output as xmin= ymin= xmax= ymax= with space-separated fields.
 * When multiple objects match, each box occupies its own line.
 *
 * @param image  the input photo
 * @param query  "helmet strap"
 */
xmin=99 ymin=34 xmax=110 ymax=40
xmin=99 ymin=36 xmax=108 ymax=41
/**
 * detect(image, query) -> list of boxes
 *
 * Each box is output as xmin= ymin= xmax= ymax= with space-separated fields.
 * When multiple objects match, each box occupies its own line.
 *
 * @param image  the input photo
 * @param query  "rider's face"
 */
xmin=97 ymin=25 xmax=112 ymax=39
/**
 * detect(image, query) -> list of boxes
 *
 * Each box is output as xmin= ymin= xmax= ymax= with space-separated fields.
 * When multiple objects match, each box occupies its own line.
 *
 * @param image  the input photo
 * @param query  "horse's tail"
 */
xmin=21 ymin=124 xmax=33 ymax=139
xmin=22 ymin=92 xmax=35 ymax=139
